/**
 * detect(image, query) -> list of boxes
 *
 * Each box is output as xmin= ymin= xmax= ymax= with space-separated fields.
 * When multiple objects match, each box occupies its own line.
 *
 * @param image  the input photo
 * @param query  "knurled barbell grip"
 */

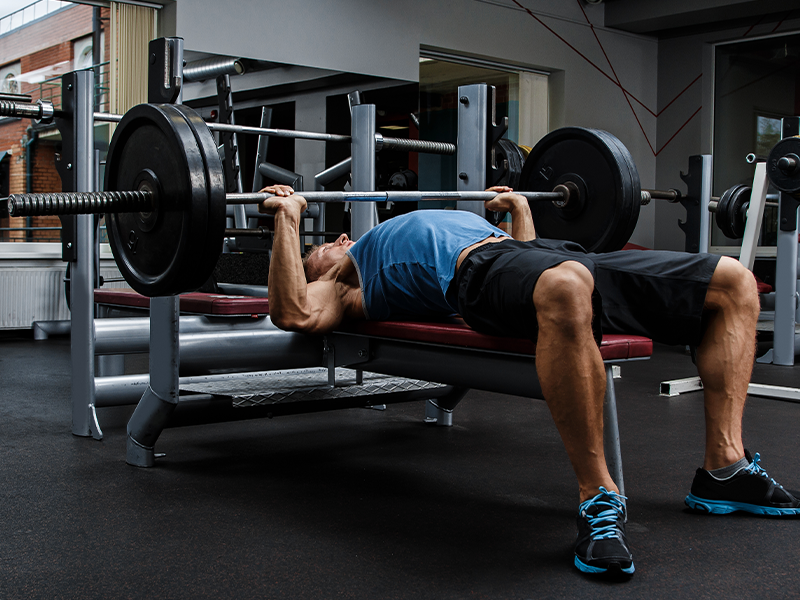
xmin=7 ymin=190 xmax=154 ymax=217
xmin=226 ymin=190 xmax=567 ymax=204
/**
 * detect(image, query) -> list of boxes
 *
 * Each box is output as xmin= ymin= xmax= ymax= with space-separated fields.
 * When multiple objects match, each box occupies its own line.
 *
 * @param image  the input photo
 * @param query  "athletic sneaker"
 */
xmin=685 ymin=450 xmax=800 ymax=516
xmin=574 ymin=487 xmax=635 ymax=576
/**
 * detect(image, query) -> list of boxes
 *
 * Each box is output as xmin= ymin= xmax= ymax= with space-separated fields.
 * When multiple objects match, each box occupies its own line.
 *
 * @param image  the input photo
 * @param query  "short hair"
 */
xmin=302 ymin=244 xmax=322 ymax=282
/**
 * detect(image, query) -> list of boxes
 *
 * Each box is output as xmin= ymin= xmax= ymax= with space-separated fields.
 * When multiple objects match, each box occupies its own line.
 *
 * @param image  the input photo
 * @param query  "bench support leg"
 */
xmin=602 ymin=365 xmax=625 ymax=496
xmin=425 ymin=387 xmax=469 ymax=426
xmin=127 ymin=296 xmax=180 ymax=467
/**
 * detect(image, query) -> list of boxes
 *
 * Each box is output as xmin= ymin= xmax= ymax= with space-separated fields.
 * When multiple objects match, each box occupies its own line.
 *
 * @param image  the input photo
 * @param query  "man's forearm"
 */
xmin=268 ymin=206 xmax=313 ymax=328
xmin=510 ymin=200 xmax=536 ymax=241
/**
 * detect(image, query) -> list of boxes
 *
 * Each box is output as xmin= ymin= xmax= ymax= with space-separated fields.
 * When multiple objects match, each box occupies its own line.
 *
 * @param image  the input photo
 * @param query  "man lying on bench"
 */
xmin=259 ymin=184 xmax=799 ymax=578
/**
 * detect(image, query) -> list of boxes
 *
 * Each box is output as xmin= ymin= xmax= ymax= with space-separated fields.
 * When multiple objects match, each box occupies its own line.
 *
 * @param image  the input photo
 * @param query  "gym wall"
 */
xmin=164 ymin=0 xmax=800 ymax=251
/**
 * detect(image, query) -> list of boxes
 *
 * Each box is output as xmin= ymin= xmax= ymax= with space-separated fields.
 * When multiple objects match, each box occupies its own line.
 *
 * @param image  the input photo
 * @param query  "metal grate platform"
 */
xmin=180 ymin=367 xmax=448 ymax=408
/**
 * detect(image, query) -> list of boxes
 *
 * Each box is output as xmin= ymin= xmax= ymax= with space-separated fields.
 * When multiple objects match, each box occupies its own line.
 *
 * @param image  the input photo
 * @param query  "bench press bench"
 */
xmin=93 ymin=289 xmax=652 ymax=492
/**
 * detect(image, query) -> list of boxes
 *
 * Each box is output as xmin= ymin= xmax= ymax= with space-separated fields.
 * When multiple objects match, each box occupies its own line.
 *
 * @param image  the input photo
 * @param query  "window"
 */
xmin=0 ymin=62 xmax=21 ymax=95
xmin=712 ymin=33 xmax=800 ymax=250
xmin=418 ymin=51 xmax=548 ymax=196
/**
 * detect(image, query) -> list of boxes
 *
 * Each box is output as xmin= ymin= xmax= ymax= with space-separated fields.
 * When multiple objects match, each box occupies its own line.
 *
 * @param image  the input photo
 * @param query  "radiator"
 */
xmin=0 ymin=260 xmax=128 ymax=330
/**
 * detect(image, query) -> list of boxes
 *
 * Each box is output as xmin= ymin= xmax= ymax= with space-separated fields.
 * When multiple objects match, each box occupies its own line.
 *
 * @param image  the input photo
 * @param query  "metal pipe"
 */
xmin=0 ymin=92 xmax=31 ymax=102
xmin=94 ymin=316 xmax=322 ymax=372
xmin=95 ymin=315 xmax=280 ymax=354
xmin=183 ymin=57 xmax=245 ymax=82
xmin=0 ymin=99 xmax=54 ymax=123
xmin=642 ymin=188 xmax=681 ymax=202
xmin=225 ymin=227 xmax=269 ymax=238
xmin=92 ymin=111 xmax=456 ymax=154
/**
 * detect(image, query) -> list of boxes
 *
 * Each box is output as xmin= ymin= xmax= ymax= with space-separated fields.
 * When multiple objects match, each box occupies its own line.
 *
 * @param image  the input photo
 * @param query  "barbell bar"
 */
xmin=0 ymin=103 xmax=691 ymax=296
xmin=92 ymin=111 xmax=456 ymax=155
xmin=0 ymin=97 xmax=458 ymax=156
xmin=5 ymin=188 xmax=580 ymax=216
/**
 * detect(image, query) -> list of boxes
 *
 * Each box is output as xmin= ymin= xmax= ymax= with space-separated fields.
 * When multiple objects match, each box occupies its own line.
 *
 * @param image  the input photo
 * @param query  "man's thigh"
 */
xmin=455 ymin=239 xmax=601 ymax=342
xmin=591 ymin=250 xmax=721 ymax=345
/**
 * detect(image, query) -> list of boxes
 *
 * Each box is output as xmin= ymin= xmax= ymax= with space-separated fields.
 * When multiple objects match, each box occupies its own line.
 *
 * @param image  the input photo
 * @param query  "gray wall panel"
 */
xmin=171 ymin=1 xmax=800 ymax=250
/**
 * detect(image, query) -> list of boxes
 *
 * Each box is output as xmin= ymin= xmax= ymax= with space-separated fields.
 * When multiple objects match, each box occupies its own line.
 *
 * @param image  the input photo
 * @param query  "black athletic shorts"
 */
xmin=446 ymin=238 xmax=721 ymax=347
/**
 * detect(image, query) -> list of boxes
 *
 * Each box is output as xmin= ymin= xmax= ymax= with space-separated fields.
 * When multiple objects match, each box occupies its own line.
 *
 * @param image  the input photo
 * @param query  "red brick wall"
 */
xmin=0 ymin=4 xmax=92 ymax=67
xmin=30 ymin=143 xmax=62 ymax=241
xmin=0 ymin=4 xmax=108 ymax=241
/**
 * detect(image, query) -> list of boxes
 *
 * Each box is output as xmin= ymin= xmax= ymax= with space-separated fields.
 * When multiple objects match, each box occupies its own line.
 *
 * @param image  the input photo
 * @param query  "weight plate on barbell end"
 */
xmin=487 ymin=139 xmax=526 ymax=226
xmin=767 ymin=137 xmax=800 ymax=196
xmin=715 ymin=184 xmax=750 ymax=240
xmin=492 ymin=138 xmax=526 ymax=189
xmin=104 ymin=103 xmax=226 ymax=297
xmin=519 ymin=127 xmax=640 ymax=253
xmin=176 ymin=104 xmax=227 ymax=289
xmin=593 ymin=128 xmax=641 ymax=252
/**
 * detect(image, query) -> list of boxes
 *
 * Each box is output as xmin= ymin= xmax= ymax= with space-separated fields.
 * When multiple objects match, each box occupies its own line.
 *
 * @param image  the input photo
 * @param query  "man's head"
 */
xmin=303 ymin=233 xmax=355 ymax=282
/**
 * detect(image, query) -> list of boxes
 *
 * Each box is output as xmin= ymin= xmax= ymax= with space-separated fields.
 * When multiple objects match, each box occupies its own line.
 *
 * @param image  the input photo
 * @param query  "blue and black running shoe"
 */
xmin=574 ymin=487 xmax=635 ymax=576
xmin=685 ymin=450 xmax=800 ymax=516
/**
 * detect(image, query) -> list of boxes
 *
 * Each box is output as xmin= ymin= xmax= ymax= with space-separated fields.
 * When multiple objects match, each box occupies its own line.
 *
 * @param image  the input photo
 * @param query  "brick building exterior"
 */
xmin=0 ymin=3 xmax=109 ymax=242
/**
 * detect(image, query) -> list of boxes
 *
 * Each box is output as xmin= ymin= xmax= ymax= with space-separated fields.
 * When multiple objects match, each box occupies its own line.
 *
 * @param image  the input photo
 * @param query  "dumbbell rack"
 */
xmin=662 ymin=116 xmax=800 ymax=400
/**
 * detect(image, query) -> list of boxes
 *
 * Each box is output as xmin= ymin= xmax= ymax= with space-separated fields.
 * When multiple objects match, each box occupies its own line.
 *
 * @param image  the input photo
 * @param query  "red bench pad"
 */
xmin=93 ymin=290 xmax=652 ymax=360
xmin=93 ymin=289 xmax=271 ymax=316
xmin=340 ymin=319 xmax=653 ymax=361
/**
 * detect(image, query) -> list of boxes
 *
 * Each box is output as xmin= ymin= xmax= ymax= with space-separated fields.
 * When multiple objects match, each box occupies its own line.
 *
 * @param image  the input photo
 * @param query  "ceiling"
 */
xmin=601 ymin=0 xmax=798 ymax=36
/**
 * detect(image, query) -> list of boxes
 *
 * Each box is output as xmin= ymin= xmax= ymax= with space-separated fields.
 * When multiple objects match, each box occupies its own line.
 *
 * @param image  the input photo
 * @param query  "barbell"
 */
xmin=4 ymin=103 xmax=652 ymax=295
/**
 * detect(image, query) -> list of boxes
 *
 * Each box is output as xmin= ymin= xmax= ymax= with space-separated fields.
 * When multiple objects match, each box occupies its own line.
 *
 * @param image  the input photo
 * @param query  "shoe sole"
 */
xmin=685 ymin=493 xmax=800 ymax=516
xmin=574 ymin=556 xmax=635 ymax=575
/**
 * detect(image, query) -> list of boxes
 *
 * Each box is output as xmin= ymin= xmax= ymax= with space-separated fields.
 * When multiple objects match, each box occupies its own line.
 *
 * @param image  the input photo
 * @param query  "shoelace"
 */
xmin=743 ymin=452 xmax=783 ymax=488
xmin=579 ymin=486 xmax=627 ymax=540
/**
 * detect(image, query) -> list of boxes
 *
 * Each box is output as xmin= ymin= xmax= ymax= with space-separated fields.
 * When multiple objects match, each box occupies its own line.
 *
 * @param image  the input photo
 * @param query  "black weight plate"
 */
xmin=593 ymin=129 xmax=641 ymax=251
xmin=767 ymin=137 xmax=800 ymax=196
xmin=716 ymin=184 xmax=750 ymax=239
xmin=492 ymin=138 xmax=526 ymax=189
xmin=105 ymin=103 xmax=220 ymax=296
xmin=520 ymin=127 xmax=640 ymax=253
xmin=487 ymin=139 xmax=526 ymax=226
xmin=170 ymin=104 xmax=227 ymax=289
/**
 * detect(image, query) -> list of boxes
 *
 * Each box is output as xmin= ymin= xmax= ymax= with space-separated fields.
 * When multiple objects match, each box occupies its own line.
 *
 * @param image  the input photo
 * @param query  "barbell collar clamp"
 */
xmin=777 ymin=154 xmax=799 ymax=174
xmin=0 ymin=99 xmax=55 ymax=124
xmin=642 ymin=188 xmax=682 ymax=203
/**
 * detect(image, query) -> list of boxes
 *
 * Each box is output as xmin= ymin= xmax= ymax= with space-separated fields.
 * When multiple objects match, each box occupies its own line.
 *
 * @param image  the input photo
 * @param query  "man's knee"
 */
xmin=534 ymin=261 xmax=595 ymax=331
xmin=706 ymin=257 xmax=759 ymax=318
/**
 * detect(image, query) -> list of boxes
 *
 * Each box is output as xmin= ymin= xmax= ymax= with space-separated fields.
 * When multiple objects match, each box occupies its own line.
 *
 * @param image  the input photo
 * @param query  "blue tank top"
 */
xmin=346 ymin=210 xmax=508 ymax=319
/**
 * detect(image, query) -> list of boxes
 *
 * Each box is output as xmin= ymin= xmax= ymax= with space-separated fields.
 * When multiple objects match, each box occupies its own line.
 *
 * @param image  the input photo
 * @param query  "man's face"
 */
xmin=308 ymin=233 xmax=355 ymax=280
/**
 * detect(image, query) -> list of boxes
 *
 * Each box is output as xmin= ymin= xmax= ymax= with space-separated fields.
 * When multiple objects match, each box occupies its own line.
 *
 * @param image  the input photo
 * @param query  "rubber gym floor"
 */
xmin=1 ymin=331 xmax=798 ymax=599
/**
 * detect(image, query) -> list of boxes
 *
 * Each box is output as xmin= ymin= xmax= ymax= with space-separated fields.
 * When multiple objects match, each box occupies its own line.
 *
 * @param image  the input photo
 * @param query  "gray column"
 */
xmin=70 ymin=69 xmax=101 ymax=440
xmin=456 ymin=84 xmax=488 ymax=216
xmin=350 ymin=104 xmax=378 ymax=240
